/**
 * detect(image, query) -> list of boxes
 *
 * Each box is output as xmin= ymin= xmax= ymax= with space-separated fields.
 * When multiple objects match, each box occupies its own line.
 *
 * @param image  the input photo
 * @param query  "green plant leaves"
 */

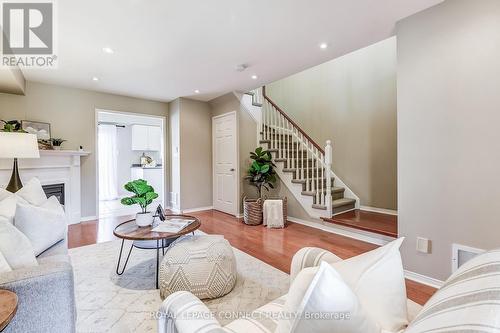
xmin=121 ymin=179 xmax=158 ymax=212
xmin=246 ymin=147 xmax=277 ymax=198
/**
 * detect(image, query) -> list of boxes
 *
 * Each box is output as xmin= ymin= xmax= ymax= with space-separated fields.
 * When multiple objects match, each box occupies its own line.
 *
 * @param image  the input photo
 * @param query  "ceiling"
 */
xmin=21 ymin=0 xmax=443 ymax=102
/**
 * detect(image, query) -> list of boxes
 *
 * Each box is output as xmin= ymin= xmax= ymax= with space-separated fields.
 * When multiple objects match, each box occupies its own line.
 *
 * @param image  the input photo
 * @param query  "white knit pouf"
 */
xmin=159 ymin=235 xmax=237 ymax=300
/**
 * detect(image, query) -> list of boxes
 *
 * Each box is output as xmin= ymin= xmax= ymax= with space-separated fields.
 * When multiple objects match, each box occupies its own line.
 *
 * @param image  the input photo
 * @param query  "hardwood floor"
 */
xmin=68 ymin=209 xmax=436 ymax=305
xmin=322 ymin=209 xmax=398 ymax=237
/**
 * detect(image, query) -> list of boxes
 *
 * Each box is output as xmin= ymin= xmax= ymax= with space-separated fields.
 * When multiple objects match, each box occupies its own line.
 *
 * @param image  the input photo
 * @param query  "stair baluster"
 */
xmin=316 ymin=147 xmax=320 ymax=205
xmin=325 ymin=140 xmax=333 ymax=216
xmin=305 ymin=140 xmax=311 ymax=191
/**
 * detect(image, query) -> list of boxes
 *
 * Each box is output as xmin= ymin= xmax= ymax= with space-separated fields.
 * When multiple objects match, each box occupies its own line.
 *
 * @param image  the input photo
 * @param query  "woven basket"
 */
xmin=264 ymin=196 xmax=288 ymax=223
xmin=243 ymin=197 xmax=263 ymax=225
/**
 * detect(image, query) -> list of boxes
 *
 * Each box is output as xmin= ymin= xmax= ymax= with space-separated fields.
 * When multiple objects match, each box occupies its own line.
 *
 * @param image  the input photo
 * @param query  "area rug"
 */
xmin=70 ymin=236 xmax=290 ymax=332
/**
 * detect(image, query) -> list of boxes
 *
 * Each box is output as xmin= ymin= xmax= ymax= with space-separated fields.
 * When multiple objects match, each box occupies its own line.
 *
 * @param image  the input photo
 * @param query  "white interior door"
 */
xmin=213 ymin=112 xmax=238 ymax=215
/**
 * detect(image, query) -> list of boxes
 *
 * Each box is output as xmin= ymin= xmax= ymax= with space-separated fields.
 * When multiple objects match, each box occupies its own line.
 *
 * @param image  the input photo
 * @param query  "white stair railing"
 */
xmin=262 ymin=87 xmax=333 ymax=215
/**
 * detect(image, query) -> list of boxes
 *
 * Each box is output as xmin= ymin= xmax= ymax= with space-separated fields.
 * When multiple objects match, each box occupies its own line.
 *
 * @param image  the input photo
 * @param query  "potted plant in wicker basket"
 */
xmin=243 ymin=147 xmax=277 ymax=225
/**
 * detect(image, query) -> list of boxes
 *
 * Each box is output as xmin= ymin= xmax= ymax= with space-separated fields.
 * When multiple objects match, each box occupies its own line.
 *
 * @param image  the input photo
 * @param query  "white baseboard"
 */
xmin=360 ymin=206 xmax=398 ymax=216
xmin=287 ymin=216 xmax=393 ymax=246
xmin=182 ymin=206 xmax=213 ymax=214
xmin=404 ymin=270 xmax=444 ymax=289
xmin=80 ymin=215 xmax=97 ymax=222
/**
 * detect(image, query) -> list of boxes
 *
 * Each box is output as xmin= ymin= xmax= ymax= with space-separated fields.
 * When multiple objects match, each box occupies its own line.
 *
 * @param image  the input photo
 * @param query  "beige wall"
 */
xmin=0 ymin=81 xmax=168 ymax=218
xmin=177 ymin=98 xmax=213 ymax=210
xmin=397 ymin=0 xmax=500 ymax=280
xmin=267 ymin=37 xmax=397 ymax=210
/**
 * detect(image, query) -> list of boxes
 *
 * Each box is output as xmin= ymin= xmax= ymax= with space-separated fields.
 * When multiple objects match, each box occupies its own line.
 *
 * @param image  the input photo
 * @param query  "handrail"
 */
xmin=262 ymin=86 xmax=325 ymax=155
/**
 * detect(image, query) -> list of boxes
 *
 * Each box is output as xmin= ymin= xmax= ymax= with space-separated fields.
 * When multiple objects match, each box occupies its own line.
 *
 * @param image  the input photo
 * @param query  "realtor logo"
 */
xmin=1 ymin=1 xmax=57 ymax=68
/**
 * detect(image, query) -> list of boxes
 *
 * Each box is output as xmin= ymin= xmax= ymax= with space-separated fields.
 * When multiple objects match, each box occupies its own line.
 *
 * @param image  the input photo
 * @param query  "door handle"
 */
xmin=230 ymin=168 xmax=235 ymax=171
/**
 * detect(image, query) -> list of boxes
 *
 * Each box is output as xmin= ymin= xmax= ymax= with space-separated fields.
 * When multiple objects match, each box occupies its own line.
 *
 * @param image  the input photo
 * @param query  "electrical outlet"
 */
xmin=417 ymin=237 xmax=431 ymax=254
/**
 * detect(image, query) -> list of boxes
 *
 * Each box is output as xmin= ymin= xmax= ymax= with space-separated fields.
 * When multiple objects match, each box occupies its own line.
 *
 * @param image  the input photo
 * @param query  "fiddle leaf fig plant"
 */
xmin=244 ymin=147 xmax=277 ymax=198
xmin=121 ymin=179 xmax=158 ymax=213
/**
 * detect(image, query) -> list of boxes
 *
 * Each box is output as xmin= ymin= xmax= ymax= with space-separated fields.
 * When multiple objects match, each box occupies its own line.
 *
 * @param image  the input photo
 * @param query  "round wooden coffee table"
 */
xmin=113 ymin=214 xmax=201 ymax=288
xmin=0 ymin=290 xmax=17 ymax=332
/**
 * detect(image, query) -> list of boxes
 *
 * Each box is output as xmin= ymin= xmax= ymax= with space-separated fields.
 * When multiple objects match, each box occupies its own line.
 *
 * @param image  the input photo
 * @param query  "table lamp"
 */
xmin=0 ymin=132 xmax=40 ymax=192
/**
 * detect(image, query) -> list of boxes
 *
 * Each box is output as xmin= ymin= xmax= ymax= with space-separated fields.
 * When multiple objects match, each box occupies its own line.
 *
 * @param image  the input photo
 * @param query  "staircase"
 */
xmin=243 ymin=87 xmax=359 ymax=219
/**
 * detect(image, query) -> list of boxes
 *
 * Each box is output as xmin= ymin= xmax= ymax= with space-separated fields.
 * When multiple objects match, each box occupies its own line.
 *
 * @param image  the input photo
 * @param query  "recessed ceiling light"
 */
xmin=194 ymin=89 xmax=200 ymax=94
xmin=251 ymin=75 xmax=258 ymax=80
xmin=319 ymin=43 xmax=328 ymax=49
xmin=92 ymin=77 xmax=99 ymax=81
xmin=102 ymin=47 xmax=114 ymax=54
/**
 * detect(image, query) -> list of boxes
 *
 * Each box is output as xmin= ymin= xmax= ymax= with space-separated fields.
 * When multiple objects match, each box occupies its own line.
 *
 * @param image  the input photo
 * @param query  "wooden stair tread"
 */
xmin=332 ymin=198 xmax=356 ymax=207
xmin=322 ymin=209 xmax=397 ymax=238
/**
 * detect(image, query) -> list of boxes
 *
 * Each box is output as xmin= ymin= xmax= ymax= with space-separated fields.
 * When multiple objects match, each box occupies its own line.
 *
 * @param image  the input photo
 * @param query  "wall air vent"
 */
xmin=452 ymin=244 xmax=485 ymax=272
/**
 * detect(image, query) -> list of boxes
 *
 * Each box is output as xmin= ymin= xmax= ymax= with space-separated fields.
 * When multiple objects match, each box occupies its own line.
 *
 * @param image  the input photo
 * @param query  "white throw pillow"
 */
xmin=0 ymin=187 xmax=10 ymax=201
xmin=0 ymin=249 xmax=12 ymax=273
xmin=0 ymin=194 xmax=27 ymax=224
xmin=16 ymin=178 xmax=47 ymax=206
xmin=287 ymin=262 xmax=380 ymax=333
xmin=0 ymin=218 xmax=38 ymax=269
xmin=332 ymin=238 xmax=408 ymax=332
xmin=280 ymin=238 xmax=408 ymax=333
xmin=15 ymin=197 xmax=66 ymax=256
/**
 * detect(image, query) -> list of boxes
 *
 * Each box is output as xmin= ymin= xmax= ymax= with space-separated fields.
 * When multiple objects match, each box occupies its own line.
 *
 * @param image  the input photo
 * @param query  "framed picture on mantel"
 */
xmin=21 ymin=120 xmax=52 ymax=150
xmin=21 ymin=120 xmax=51 ymax=140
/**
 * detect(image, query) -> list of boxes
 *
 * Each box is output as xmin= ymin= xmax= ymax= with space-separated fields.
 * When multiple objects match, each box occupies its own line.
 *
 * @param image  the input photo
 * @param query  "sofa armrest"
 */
xmin=290 ymin=247 xmax=342 ymax=283
xmin=0 ymin=256 xmax=76 ymax=333
xmin=159 ymin=291 xmax=224 ymax=333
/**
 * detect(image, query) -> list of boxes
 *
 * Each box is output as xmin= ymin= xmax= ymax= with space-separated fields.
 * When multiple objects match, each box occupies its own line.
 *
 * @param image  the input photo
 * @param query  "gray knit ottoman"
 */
xmin=159 ymin=235 xmax=237 ymax=300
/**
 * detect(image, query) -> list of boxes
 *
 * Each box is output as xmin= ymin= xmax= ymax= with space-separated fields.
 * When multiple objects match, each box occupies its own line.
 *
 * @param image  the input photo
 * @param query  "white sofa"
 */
xmin=159 ymin=245 xmax=500 ymax=333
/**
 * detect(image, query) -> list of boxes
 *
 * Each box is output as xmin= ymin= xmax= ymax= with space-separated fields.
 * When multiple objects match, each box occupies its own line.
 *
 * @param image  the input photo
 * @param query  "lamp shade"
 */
xmin=0 ymin=132 xmax=40 ymax=158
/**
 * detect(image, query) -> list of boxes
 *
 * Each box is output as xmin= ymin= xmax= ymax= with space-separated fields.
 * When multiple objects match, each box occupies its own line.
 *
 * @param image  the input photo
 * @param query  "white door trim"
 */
xmin=212 ymin=111 xmax=239 ymax=217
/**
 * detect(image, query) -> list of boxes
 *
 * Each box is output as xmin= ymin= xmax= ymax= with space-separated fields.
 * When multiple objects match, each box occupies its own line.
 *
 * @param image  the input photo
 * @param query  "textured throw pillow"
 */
xmin=285 ymin=262 xmax=380 ymax=333
xmin=15 ymin=197 xmax=67 ymax=256
xmin=0 ymin=218 xmax=38 ymax=269
xmin=0 ymin=249 xmax=12 ymax=273
xmin=16 ymin=178 xmax=47 ymax=206
xmin=279 ymin=238 xmax=408 ymax=333
xmin=406 ymin=249 xmax=500 ymax=332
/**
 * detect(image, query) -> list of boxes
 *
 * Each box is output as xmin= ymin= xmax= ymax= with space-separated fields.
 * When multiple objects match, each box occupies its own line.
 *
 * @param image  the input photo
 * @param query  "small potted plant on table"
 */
xmin=121 ymin=179 xmax=159 ymax=227
xmin=243 ymin=147 xmax=277 ymax=225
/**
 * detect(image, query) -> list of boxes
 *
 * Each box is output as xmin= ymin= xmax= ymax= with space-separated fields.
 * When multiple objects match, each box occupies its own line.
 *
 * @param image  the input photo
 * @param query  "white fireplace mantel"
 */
xmin=0 ymin=150 xmax=91 ymax=224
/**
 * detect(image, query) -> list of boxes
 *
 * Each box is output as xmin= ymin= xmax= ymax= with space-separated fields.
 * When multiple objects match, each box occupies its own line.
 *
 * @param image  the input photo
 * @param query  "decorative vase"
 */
xmin=53 ymin=146 xmax=61 ymax=150
xmin=135 ymin=212 xmax=153 ymax=227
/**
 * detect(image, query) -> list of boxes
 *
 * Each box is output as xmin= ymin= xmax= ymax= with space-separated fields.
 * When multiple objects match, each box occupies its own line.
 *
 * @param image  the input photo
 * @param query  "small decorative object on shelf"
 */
xmin=121 ymin=179 xmax=159 ymax=227
xmin=243 ymin=147 xmax=277 ymax=225
xmin=50 ymin=138 xmax=66 ymax=150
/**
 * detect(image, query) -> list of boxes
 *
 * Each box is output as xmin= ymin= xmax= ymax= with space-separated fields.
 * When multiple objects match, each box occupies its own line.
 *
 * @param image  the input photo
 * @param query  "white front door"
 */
xmin=213 ymin=112 xmax=238 ymax=215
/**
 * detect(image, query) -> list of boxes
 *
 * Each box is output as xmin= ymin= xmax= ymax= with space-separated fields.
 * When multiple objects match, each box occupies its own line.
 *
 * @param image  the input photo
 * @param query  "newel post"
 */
xmin=325 ymin=140 xmax=333 ymax=216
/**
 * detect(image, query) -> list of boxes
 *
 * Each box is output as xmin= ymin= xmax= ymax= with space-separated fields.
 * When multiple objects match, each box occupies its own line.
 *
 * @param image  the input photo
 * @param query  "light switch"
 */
xmin=417 ymin=237 xmax=431 ymax=254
